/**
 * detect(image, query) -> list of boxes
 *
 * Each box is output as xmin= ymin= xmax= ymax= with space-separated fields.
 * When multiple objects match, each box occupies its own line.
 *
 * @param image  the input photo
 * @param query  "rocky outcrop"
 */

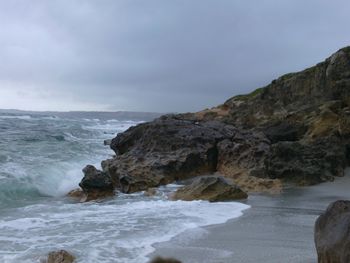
xmin=79 ymin=165 xmax=114 ymax=201
xmin=172 ymin=176 xmax=247 ymax=202
xmin=103 ymin=119 xmax=235 ymax=193
xmin=314 ymin=200 xmax=350 ymax=263
xmin=45 ymin=250 xmax=75 ymax=263
xmin=149 ymin=257 xmax=182 ymax=263
xmin=80 ymin=46 xmax=350 ymax=196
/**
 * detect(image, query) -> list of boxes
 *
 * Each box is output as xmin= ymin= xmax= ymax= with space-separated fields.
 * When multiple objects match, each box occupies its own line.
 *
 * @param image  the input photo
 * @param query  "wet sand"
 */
xmin=150 ymin=171 xmax=350 ymax=263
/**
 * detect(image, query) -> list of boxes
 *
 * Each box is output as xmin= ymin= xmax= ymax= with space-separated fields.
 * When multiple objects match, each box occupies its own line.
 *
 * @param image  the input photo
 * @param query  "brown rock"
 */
xmin=66 ymin=188 xmax=86 ymax=202
xmin=46 ymin=250 xmax=75 ymax=263
xmin=149 ymin=256 xmax=182 ymax=263
xmin=144 ymin=188 xmax=158 ymax=197
xmin=172 ymin=176 xmax=248 ymax=202
xmin=315 ymin=200 xmax=350 ymax=263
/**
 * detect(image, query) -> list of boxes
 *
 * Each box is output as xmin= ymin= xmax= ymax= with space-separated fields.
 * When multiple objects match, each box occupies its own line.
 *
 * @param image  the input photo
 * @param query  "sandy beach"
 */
xmin=151 ymin=170 xmax=350 ymax=263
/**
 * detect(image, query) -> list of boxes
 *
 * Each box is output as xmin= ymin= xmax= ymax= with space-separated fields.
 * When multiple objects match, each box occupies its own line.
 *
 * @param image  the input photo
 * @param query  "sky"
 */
xmin=0 ymin=0 xmax=349 ymax=113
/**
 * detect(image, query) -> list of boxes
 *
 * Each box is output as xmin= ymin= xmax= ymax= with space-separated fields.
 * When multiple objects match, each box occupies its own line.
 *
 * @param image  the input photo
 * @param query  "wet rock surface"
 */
xmin=315 ymin=200 xmax=350 ymax=263
xmin=79 ymin=165 xmax=114 ymax=201
xmin=172 ymin=176 xmax=248 ymax=202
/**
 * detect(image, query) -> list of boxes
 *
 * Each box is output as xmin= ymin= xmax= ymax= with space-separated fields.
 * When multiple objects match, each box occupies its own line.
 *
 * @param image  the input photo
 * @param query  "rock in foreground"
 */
xmin=45 ymin=250 xmax=75 ymax=263
xmin=314 ymin=200 xmax=350 ymax=263
xmin=172 ymin=176 xmax=248 ymax=202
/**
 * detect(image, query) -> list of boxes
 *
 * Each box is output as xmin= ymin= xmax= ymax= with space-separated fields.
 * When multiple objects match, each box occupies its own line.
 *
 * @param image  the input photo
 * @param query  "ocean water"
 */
xmin=0 ymin=113 xmax=249 ymax=263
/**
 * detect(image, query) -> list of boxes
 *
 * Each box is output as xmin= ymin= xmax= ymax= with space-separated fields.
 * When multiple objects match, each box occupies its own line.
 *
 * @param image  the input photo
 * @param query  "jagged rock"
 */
xmin=104 ymin=119 xmax=237 ymax=193
xmin=172 ymin=176 xmax=248 ymax=202
xmin=149 ymin=256 xmax=182 ymax=263
xmin=79 ymin=165 xmax=114 ymax=201
xmin=315 ymin=200 xmax=350 ymax=263
xmin=46 ymin=250 xmax=75 ymax=263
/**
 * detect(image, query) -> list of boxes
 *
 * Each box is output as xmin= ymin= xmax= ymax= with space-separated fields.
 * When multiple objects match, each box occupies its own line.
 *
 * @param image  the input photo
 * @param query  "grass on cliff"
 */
xmin=233 ymin=87 xmax=264 ymax=101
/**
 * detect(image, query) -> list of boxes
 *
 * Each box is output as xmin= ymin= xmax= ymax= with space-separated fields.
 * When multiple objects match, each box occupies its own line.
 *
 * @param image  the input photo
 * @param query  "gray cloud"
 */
xmin=0 ymin=0 xmax=349 ymax=112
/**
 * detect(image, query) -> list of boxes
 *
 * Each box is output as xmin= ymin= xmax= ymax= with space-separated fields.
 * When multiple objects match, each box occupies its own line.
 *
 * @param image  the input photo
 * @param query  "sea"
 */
xmin=0 ymin=112 xmax=249 ymax=263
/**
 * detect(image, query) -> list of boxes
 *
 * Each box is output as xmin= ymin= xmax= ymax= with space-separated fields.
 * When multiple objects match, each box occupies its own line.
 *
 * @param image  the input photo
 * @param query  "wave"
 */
xmin=0 ymin=115 xmax=32 ymax=120
xmin=0 ymin=196 xmax=249 ymax=263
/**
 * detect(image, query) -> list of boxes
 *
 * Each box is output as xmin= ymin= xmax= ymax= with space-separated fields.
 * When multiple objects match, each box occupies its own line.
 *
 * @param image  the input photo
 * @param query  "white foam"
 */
xmin=0 ymin=115 xmax=32 ymax=120
xmin=0 ymin=198 xmax=249 ymax=263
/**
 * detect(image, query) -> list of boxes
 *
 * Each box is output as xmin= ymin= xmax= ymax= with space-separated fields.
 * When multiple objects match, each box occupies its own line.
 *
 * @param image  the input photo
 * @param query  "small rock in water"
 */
xmin=79 ymin=165 xmax=115 ymax=201
xmin=172 ymin=176 xmax=248 ymax=202
xmin=149 ymin=256 xmax=182 ymax=263
xmin=104 ymin=139 xmax=112 ymax=146
xmin=144 ymin=188 xmax=158 ymax=197
xmin=45 ymin=250 xmax=75 ymax=263
xmin=67 ymin=188 xmax=86 ymax=202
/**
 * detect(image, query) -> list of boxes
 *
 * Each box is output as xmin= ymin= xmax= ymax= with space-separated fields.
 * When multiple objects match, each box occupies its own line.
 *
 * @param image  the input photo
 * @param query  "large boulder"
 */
xmin=103 ymin=119 xmax=238 ymax=193
xmin=45 ymin=250 xmax=75 ymax=263
xmin=315 ymin=200 xmax=350 ymax=263
xmin=172 ymin=176 xmax=248 ymax=202
xmin=79 ymin=165 xmax=114 ymax=201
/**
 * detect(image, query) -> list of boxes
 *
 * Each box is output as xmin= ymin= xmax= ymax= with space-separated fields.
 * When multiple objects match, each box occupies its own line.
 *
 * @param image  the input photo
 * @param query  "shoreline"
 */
xmin=149 ymin=171 xmax=350 ymax=263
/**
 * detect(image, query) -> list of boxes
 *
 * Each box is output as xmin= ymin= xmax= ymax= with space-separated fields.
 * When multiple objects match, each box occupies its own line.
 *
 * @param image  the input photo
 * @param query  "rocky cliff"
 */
xmin=79 ymin=46 xmax=350 ymax=198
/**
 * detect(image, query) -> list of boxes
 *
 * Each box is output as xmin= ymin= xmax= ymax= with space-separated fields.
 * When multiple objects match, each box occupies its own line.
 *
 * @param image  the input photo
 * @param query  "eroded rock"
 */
xmin=79 ymin=165 xmax=114 ymax=201
xmin=104 ymin=119 xmax=237 ymax=193
xmin=172 ymin=176 xmax=248 ymax=202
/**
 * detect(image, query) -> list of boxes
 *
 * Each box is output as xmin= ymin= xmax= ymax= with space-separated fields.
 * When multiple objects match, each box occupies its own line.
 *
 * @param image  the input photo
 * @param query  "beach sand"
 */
xmin=150 ymin=170 xmax=350 ymax=263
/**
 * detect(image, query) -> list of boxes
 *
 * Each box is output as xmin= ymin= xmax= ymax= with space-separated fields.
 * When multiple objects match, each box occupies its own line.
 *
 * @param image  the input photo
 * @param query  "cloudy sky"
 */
xmin=0 ymin=0 xmax=349 ymax=112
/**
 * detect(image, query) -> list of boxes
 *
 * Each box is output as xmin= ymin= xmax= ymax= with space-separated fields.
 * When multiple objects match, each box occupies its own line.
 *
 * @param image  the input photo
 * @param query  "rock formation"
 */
xmin=76 ymin=46 xmax=350 ymax=199
xmin=172 ymin=176 xmax=248 ymax=202
xmin=79 ymin=165 xmax=114 ymax=201
xmin=314 ymin=200 xmax=350 ymax=263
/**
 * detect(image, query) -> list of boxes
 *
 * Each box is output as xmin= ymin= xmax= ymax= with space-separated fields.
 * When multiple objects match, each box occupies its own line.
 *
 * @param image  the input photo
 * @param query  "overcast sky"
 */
xmin=0 ymin=0 xmax=349 ymax=112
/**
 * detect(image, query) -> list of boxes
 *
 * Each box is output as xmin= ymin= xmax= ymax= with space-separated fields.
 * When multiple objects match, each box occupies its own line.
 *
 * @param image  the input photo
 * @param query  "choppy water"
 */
xmin=0 ymin=113 xmax=249 ymax=263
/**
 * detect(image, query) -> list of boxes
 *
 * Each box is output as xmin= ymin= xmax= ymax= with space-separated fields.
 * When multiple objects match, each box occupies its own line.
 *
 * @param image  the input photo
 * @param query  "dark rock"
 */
xmin=46 ymin=250 xmax=75 ymax=263
xmin=265 ymin=138 xmax=346 ymax=185
xmin=149 ymin=256 xmax=182 ymax=263
xmin=104 ymin=139 xmax=112 ymax=146
xmin=315 ymin=200 xmax=350 ymax=263
xmin=79 ymin=165 xmax=114 ymax=201
xmin=262 ymin=121 xmax=306 ymax=143
xmin=105 ymin=119 xmax=237 ymax=193
xmin=172 ymin=176 xmax=248 ymax=202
